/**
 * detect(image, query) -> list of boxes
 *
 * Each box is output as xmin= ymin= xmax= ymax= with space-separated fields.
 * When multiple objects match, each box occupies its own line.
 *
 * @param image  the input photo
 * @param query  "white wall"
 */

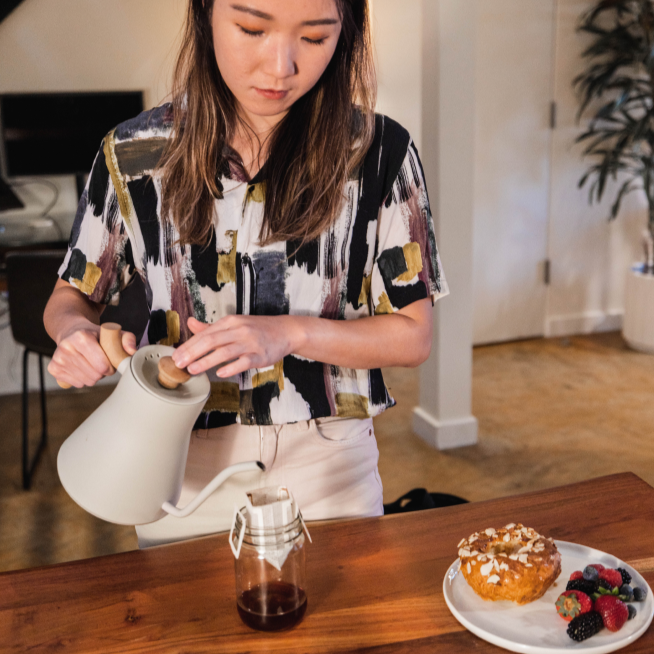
xmin=0 ymin=0 xmax=185 ymax=394
xmin=546 ymin=0 xmax=644 ymax=337
xmin=372 ymin=0 xmax=422 ymax=151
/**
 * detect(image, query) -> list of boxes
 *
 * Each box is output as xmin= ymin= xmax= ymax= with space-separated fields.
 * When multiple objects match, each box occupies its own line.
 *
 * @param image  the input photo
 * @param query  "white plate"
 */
xmin=443 ymin=541 xmax=654 ymax=653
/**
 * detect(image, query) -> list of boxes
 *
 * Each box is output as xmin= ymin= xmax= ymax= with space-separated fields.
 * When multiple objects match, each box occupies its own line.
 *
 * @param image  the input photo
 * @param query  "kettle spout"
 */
xmin=161 ymin=460 xmax=264 ymax=518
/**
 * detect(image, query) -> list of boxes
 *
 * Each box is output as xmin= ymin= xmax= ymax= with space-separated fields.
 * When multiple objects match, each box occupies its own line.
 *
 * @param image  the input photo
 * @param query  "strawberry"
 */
xmin=598 ymin=568 xmax=623 ymax=590
xmin=556 ymin=591 xmax=593 ymax=622
xmin=594 ymin=595 xmax=629 ymax=632
xmin=588 ymin=563 xmax=605 ymax=572
xmin=569 ymin=570 xmax=584 ymax=581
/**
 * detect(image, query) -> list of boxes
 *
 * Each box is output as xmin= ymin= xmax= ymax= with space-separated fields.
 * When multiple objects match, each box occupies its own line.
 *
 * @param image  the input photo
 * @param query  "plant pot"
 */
xmin=623 ymin=268 xmax=654 ymax=354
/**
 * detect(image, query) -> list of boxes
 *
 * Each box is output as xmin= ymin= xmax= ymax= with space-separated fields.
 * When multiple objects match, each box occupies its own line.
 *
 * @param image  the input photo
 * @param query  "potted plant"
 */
xmin=575 ymin=0 xmax=654 ymax=353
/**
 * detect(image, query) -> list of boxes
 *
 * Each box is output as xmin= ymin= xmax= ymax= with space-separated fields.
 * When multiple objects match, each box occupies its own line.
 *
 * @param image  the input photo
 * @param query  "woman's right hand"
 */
xmin=48 ymin=324 xmax=137 ymax=389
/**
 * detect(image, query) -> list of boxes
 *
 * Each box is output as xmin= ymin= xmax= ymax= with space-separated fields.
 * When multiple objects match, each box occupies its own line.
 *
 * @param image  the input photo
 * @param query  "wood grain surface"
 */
xmin=1 ymin=472 xmax=653 ymax=653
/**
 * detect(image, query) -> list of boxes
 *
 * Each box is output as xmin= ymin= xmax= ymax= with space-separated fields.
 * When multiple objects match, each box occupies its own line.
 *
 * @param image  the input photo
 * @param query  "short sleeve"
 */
xmin=58 ymin=143 xmax=136 ymax=305
xmin=370 ymin=140 xmax=448 ymax=315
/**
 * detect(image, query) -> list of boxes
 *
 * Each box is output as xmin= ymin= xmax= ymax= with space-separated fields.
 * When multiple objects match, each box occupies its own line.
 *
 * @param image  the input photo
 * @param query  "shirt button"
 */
xmin=246 ymin=410 xmax=256 ymax=424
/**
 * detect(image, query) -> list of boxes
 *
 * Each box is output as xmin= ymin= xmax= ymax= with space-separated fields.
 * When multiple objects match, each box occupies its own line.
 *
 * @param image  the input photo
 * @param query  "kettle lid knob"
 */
xmin=158 ymin=356 xmax=191 ymax=389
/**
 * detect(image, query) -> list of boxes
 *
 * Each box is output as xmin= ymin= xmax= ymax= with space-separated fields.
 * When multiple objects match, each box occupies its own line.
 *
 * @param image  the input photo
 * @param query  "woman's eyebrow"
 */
xmin=230 ymin=4 xmax=339 ymax=26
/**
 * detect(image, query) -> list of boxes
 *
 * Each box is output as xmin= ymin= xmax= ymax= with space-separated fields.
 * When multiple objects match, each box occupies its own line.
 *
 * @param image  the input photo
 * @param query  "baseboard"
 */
xmin=412 ymin=407 xmax=478 ymax=450
xmin=545 ymin=310 xmax=623 ymax=338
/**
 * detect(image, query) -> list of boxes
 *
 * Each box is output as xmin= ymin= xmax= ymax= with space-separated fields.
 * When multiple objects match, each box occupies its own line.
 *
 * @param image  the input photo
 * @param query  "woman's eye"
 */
xmin=239 ymin=26 xmax=264 ymax=37
xmin=303 ymin=36 xmax=327 ymax=46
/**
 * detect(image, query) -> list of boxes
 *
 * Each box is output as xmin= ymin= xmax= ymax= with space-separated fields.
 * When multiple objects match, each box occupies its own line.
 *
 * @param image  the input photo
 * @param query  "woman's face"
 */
xmin=212 ymin=0 xmax=342 ymax=129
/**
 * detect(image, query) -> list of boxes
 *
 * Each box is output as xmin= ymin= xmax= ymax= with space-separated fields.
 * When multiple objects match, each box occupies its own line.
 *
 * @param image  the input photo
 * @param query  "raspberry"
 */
xmin=595 ymin=595 xmax=629 ymax=632
xmin=566 ymin=579 xmax=599 ymax=596
xmin=589 ymin=563 xmax=605 ymax=572
xmin=598 ymin=569 xmax=623 ymax=590
xmin=555 ymin=590 xmax=593 ymax=621
xmin=567 ymin=611 xmax=603 ymax=641
xmin=617 ymin=567 xmax=632 ymax=585
xmin=569 ymin=570 xmax=584 ymax=581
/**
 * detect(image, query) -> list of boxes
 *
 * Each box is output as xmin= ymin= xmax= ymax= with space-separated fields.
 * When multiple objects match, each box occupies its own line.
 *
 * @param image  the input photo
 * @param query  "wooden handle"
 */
xmin=99 ymin=323 xmax=130 ymax=370
xmin=158 ymin=356 xmax=191 ymax=390
xmin=55 ymin=323 xmax=130 ymax=389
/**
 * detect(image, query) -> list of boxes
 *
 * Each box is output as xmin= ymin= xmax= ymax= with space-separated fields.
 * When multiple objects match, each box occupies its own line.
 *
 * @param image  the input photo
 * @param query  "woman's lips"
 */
xmin=255 ymin=88 xmax=289 ymax=100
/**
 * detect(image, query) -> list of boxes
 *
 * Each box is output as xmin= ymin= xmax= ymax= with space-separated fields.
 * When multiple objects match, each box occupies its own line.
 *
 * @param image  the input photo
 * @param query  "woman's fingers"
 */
xmin=50 ymin=329 xmax=115 ymax=388
xmin=187 ymin=316 xmax=210 ymax=334
xmin=121 ymin=330 xmax=138 ymax=355
xmin=186 ymin=344 xmax=245 ymax=375
xmin=173 ymin=321 xmax=237 ymax=368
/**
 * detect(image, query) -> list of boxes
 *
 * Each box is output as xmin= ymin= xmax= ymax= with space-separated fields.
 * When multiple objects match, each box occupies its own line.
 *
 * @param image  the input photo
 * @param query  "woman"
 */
xmin=44 ymin=0 xmax=448 ymax=547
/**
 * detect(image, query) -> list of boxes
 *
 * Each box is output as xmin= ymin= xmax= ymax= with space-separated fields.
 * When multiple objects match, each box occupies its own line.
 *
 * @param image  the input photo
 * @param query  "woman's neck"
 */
xmin=229 ymin=105 xmax=288 ymax=179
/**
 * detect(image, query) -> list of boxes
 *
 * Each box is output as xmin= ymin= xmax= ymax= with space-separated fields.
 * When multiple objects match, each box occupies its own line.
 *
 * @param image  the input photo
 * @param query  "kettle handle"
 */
xmin=57 ymin=323 xmax=130 ymax=389
xmin=162 ymin=461 xmax=266 ymax=518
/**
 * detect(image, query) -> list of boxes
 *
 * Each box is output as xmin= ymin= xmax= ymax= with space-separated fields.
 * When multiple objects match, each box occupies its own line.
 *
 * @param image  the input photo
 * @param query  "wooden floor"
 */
xmin=1 ymin=331 xmax=653 ymax=573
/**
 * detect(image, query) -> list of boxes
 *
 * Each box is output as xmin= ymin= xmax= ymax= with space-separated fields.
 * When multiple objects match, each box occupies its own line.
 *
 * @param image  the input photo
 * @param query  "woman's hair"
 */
xmin=159 ymin=0 xmax=377 ymax=247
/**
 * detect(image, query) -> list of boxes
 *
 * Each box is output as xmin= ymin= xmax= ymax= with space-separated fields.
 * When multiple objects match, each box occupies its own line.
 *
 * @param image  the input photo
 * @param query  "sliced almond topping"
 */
xmin=487 ymin=575 xmax=500 ymax=584
xmin=518 ymin=554 xmax=529 ymax=564
xmin=480 ymin=561 xmax=495 ymax=577
xmin=457 ymin=538 xmax=466 ymax=548
xmin=500 ymin=562 xmax=509 ymax=571
xmin=485 ymin=528 xmax=496 ymax=536
xmin=505 ymin=523 xmax=516 ymax=529
xmin=502 ymin=533 xmax=511 ymax=543
xmin=509 ymin=554 xmax=519 ymax=560
xmin=467 ymin=562 xmax=471 ymax=574
xmin=525 ymin=563 xmax=533 ymax=568
xmin=498 ymin=553 xmax=508 ymax=557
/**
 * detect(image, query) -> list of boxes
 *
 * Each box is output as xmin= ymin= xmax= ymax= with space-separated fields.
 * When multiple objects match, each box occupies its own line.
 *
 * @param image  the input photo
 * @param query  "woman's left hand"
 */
xmin=171 ymin=316 xmax=300 ymax=378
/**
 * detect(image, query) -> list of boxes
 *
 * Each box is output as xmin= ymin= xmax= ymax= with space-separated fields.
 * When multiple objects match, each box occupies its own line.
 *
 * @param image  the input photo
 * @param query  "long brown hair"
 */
xmin=159 ymin=0 xmax=376 ymax=247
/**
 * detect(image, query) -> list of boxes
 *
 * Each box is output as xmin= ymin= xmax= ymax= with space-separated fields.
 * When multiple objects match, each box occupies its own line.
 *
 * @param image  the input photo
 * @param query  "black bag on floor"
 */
xmin=383 ymin=488 xmax=468 ymax=514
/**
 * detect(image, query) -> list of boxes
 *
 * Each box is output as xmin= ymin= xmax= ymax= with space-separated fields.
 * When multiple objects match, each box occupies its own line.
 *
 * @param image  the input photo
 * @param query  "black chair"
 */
xmin=6 ymin=250 xmax=150 ymax=489
xmin=6 ymin=250 xmax=66 ymax=489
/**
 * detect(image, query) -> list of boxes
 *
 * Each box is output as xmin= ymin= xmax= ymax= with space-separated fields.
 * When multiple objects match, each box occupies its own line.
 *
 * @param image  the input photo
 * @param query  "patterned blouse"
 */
xmin=58 ymin=104 xmax=448 ymax=427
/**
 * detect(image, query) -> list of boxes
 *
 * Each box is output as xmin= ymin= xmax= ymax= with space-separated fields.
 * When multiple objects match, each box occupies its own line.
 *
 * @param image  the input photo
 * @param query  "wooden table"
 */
xmin=1 ymin=472 xmax=653 ymax=653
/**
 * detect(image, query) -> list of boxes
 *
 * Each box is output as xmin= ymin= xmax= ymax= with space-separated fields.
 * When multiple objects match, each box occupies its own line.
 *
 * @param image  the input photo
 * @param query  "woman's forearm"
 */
xmin=288 ymin=298 xmax=433 ymax=369
xmin=44 ymin=279 xmax=104 ymax=344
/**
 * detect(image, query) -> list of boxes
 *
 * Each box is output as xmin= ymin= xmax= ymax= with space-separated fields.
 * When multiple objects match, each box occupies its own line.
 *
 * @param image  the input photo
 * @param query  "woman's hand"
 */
xmin=48 ymin=323 xmax=137 ymax=389
xmin=172 ymin=316 xmax=300 ymax=378
xmin=170 ymin=298 xmax=433 ymax=378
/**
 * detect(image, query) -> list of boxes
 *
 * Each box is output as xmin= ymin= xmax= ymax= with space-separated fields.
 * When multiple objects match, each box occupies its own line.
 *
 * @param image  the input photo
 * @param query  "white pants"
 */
xmin=135 ymin=417 xmax=384 ymax=548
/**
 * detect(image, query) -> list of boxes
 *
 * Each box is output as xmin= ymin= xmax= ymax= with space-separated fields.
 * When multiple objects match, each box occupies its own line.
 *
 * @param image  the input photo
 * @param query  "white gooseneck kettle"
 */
xmin=57 ymin=323 xmax=264 ymax=526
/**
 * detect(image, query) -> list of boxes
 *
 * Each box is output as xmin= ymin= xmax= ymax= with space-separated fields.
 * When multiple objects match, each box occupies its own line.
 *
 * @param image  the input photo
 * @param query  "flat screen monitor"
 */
xmin=0 ymin=91 xmax=144 ymax=178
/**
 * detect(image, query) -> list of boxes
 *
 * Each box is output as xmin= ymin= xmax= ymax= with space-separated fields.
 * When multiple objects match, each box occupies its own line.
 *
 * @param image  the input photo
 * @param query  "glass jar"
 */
xmin=232 ymin=512 xmax=308 ymax=631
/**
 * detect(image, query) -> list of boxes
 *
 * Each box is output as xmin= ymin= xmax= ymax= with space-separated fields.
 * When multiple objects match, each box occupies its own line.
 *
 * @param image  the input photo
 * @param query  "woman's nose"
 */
xmin=265 ymin=38 xmax=298 ymax=80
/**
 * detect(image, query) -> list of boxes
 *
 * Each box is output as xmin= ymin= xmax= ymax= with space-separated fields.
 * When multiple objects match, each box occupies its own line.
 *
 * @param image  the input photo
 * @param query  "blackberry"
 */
xmin=566 ymin=579 xmax=599 ymax=596
xmin=567 ymin=611 xmax=603 ymax=642
xmin=628 ymin=604 xmax=638 ymax=621
xmin=598 ymin=579 xmax=612 ymax=591
xmin=617 ymin=567 xmax=632 ymax=585
xmin=634 ymin=586 xmax=648 ymax=602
